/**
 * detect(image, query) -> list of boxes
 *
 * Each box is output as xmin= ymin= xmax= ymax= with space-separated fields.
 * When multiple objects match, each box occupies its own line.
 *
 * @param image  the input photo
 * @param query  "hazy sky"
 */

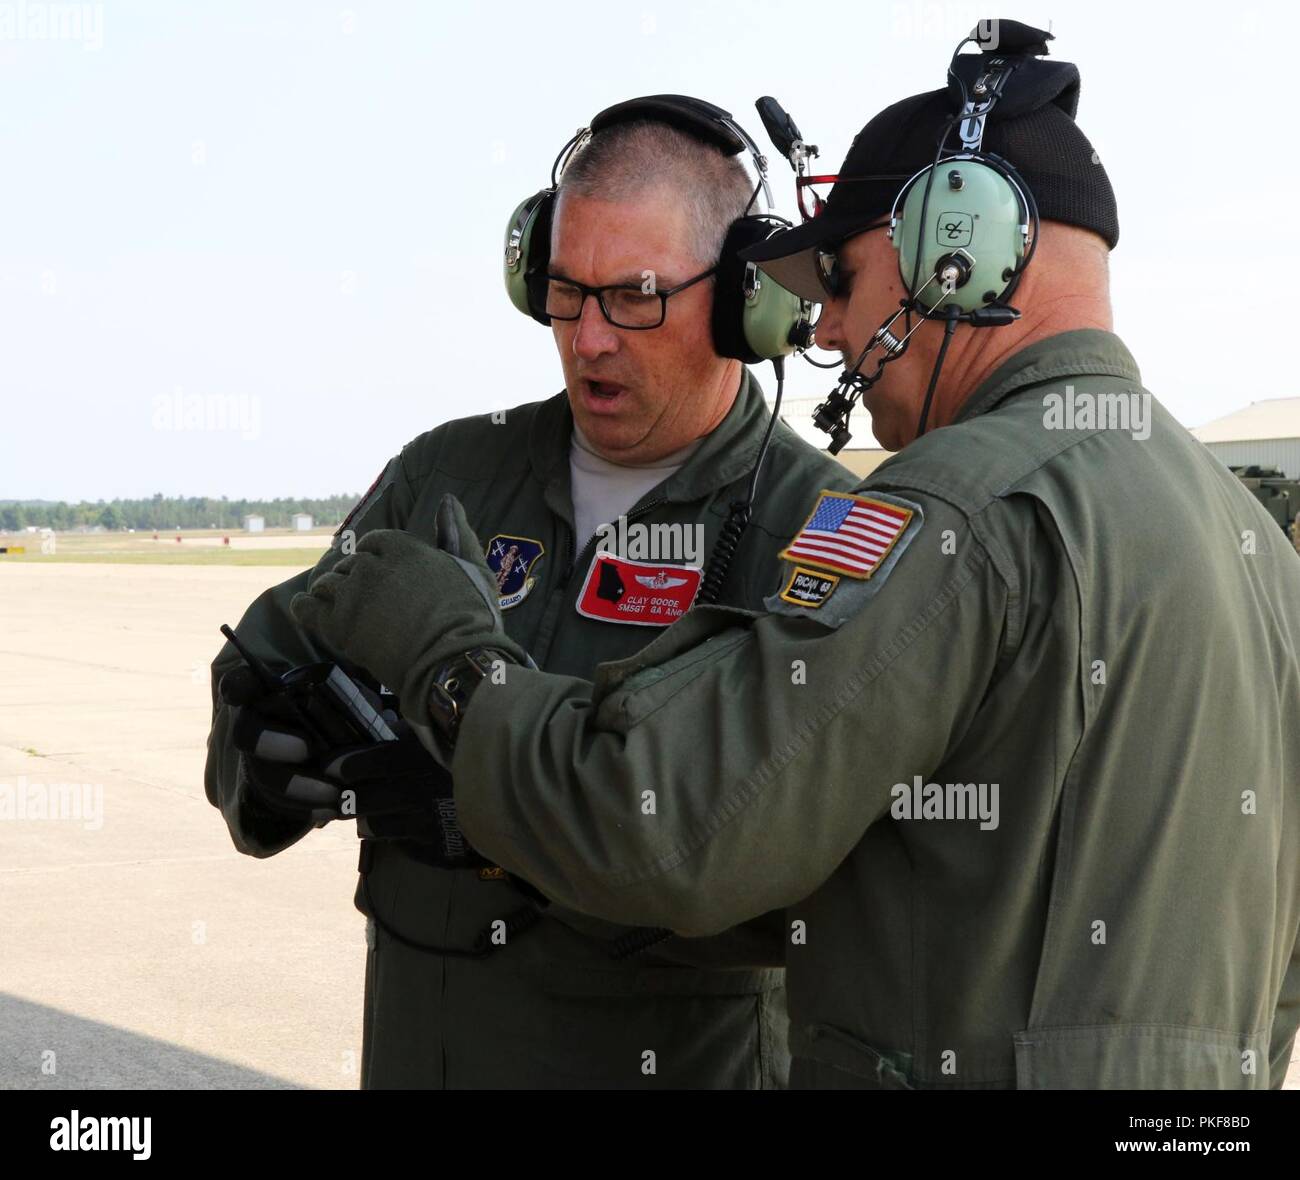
xmin=2 ymin=0 xmax=1291 ymax=501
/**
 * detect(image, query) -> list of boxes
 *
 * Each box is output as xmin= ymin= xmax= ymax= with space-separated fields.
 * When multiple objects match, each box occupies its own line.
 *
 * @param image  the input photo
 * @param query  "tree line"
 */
xmin=0 ymin=494 xmax=359 ymax=533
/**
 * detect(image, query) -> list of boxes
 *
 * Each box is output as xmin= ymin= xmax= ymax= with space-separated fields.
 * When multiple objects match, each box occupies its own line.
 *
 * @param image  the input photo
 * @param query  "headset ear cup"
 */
xmin=895 ymin=159 xmax=1026 ymax=313
xmin=525 ymin=193 xmax=555 ymax=324
xmin=711 ymin=217 xmax=808 ymax=363
xmin=503 ymin=189 xmax=556 ymax=325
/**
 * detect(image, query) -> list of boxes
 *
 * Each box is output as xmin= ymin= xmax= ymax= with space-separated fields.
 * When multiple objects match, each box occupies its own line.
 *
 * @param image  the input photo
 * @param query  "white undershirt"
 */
xmin=569 ymin=423 xmax=703 ymax=553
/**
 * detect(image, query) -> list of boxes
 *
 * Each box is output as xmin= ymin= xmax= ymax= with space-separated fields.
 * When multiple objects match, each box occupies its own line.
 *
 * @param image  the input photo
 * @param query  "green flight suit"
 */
xmin=452 ymin=330 xmax=1300 ymax=1089
xmin=204 ymin=369 xmax=857 ymax=1088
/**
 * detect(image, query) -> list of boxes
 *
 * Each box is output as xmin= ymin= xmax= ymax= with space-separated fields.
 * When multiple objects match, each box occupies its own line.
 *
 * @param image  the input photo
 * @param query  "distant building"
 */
xmin=1192 ymin=397 xmax=1300 ymax=479
xmin=243 ymin=514 xmax=265 ymax=533
xmin=292 ymin=513 xmax=313 ymax=532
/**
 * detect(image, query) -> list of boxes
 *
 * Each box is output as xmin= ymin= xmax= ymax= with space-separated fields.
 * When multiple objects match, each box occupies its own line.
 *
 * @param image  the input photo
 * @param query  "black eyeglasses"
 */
xmin=540 ymin=266 xmax=717 ymax=330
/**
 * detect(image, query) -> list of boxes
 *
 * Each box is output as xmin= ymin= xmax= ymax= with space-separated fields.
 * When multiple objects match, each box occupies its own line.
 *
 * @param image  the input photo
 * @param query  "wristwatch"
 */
xmin=427 ymin=648 xmax=514 ymax=743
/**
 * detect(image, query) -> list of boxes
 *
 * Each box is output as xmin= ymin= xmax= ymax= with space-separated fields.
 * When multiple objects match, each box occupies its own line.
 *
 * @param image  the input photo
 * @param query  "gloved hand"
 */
xmin=220 ymin=664 xmax=342 ymax=824
xmin=288 ymin=494 xmax=530 ymax=731
xmin=220 ymin=665 xmax=485 ymax=865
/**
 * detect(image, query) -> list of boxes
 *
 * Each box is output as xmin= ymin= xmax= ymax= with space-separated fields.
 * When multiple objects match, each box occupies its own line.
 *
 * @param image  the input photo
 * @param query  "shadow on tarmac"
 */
xmin=0 ymin=994 xmax=300 ymax=1089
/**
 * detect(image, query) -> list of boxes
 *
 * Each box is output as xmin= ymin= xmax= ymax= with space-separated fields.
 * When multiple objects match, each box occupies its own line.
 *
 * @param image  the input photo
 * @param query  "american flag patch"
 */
xmin=780 ymin=490 xmax=914 ymax=579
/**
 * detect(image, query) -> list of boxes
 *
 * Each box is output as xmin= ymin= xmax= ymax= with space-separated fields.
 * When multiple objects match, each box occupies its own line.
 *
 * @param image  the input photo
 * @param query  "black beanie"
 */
xmin=845 ymin=70 xmax=1120 ymax=249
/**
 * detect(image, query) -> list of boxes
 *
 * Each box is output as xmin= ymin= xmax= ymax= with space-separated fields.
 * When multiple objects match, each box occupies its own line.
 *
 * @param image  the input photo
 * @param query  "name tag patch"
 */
xmin=576 ymin=552 xmax=702 ymax=626
xmin=779 ymin=565 xmax=840 ymax=608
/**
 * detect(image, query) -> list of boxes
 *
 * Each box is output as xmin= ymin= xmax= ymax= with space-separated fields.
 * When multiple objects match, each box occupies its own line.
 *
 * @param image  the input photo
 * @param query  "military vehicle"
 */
xmin=1230 ymin=465 xmax=1300 ymax=548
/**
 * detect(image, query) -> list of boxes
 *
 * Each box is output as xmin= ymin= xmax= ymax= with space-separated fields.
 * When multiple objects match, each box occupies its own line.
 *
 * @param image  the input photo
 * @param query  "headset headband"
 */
xmin=560 ymin=94 xmax=774 ymax=210
xmin=956 ymin=57 xmax=1018 ymax=152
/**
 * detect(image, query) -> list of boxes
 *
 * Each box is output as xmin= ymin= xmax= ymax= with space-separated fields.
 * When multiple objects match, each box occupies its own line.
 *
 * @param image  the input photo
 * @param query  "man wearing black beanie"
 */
xmin=745 ymin=18 xmax=1120 ymax=451
xmin=292 ymin=20 xmax=1300 ymax=1089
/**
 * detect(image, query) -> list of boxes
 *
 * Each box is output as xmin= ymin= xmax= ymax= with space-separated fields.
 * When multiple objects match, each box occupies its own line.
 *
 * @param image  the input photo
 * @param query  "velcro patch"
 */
xmin=765 ymin=490 xmax=924 ymax=628
xmin=485 ymin=534 xmax=545 ymax=610
xmin=576 ymin=552 xmax=701 ymax=626
xmin=780 ymin=490 xmax=914 ymax=579
xmin=779 ymin=566 xmax=840 ymax=608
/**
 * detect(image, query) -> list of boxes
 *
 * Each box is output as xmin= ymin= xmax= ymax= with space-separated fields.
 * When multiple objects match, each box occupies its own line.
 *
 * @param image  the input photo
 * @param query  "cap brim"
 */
xmin=740 ymin=209 xmax=881 ymax=302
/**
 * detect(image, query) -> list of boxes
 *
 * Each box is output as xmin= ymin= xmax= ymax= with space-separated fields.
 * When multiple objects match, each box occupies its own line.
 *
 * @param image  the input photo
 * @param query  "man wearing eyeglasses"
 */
xmin=204 ymin=107 xmax=854 ymax=1088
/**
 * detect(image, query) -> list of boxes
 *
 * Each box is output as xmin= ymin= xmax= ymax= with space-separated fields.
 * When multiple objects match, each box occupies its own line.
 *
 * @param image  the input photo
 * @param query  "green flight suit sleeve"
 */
xmin=454 ymin=491 xmax=1016 ymax=936
xmin=204 ymin=452 xmax=418 ymax=856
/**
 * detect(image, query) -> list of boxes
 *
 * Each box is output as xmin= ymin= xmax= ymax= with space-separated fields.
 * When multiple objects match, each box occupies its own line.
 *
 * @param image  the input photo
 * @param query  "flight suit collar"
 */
xmin=527 ymin=367 xmax=769 ymax=522
xmin=952 ymin=329 xmax=1142 ymax=425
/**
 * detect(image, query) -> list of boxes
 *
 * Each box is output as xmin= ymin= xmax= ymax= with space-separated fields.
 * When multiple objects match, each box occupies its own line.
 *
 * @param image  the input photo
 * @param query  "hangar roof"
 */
xmin=1192 ymin=397 xmax=1300 ymax=444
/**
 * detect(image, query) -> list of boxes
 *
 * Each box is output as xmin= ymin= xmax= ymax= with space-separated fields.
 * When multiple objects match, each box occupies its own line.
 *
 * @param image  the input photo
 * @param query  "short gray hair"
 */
xmin=554 ymin=120 xmax=755 ymax=267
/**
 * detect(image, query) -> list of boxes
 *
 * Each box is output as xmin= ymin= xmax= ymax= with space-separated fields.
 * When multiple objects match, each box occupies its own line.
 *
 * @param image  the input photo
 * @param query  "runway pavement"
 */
xmin=0 ymin=563 xmax=364 ymax=1089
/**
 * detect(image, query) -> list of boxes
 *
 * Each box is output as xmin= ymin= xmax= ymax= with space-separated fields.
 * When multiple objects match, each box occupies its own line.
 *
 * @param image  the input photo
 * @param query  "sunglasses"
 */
xmin=814 ymin=219 xmax=891 ymax=297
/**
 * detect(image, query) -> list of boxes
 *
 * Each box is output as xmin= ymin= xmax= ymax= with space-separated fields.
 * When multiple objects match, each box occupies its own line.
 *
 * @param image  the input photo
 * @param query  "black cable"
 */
xmin=982 ymin=150 xmax=1039 ymax=301
xmin=697 ymin=356 xmax=785 ymax=606
xmin=550 ymin=129 xmax=584 ymax=186
xmin=914 ymin=308 xmax=960 ymax=440
xmin=744 ymin=356 xmax=784 ymax=504
xmin=906 ymin=146 xmax=944 ymax=305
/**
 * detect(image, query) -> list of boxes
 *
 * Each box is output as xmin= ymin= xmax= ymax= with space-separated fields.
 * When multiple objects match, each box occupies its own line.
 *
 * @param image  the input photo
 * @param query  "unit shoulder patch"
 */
xmin=778 ymin=566 xmax=840 ymax=609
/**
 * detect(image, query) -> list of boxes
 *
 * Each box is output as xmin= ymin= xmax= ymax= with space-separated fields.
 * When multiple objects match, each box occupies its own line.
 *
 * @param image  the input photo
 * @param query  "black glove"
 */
xmin=221 ymin=665 xmax=343 ymax=822
xmin=220 ymin=665 xmax=486 ymax=865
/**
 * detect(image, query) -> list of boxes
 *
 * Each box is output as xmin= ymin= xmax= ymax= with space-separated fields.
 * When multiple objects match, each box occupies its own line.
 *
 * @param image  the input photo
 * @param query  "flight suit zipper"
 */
xmin=530 ymin=497 xmax=668 ymax=668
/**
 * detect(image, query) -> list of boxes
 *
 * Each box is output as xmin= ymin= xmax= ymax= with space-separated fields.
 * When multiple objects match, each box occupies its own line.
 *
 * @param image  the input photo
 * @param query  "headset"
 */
xmin=890 ymin=59 xmax=1037 ymax=319
xmin=502 ymin=94 xmax=814 ymax=365
xmin=804 ymin=25 xmax=1044 ymax=451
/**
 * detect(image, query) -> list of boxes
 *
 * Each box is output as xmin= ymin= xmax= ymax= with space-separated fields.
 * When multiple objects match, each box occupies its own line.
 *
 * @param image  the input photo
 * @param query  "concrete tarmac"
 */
xmin=1 ymin=562 xmax=1297 ymax=1090
xmin=0 ymin=563 xmax=363 ymax=1089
